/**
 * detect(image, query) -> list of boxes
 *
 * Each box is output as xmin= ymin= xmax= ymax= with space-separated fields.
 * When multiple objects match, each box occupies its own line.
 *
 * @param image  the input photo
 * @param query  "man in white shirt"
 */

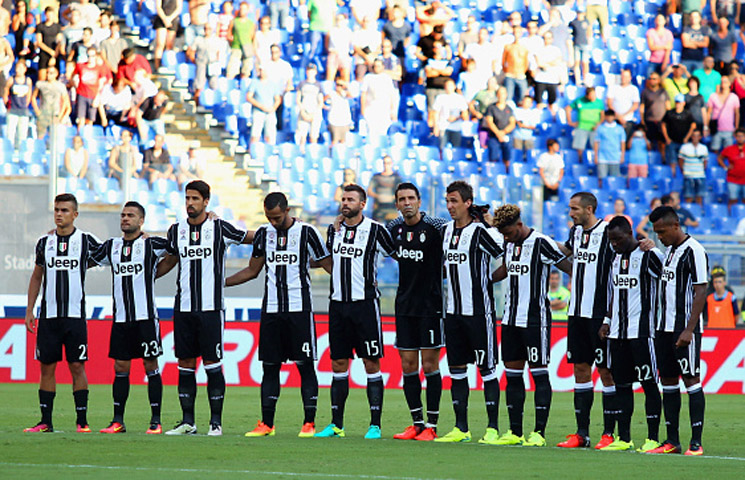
xmin=537 ymin=139 xmax=565 ymax=200
xmin=463 ymin=28 xmax=497 ymax=82
xmin=352 ymin=16 xmax=382 ymax=81
xmin=263 ymin=44 xmax=294 ymax=131
xmin=607 ymin=68 xmax=641 ymax=137
xmin=360 ymin=58 xmax=397 ymax=139
xmin=678 ymin=129 xmax=708 ymax=206
xmin=433 ymin=78 xmax=469 ymax=151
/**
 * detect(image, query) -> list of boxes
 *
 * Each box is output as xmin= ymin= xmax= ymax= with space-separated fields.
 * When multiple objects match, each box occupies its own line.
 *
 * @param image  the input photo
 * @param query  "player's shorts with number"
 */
xmin=173 ymin=310 xmax=224 ymax=362
xmin=567 ymin=316 xmax=609 ymax=368
xmin=35 ymin=317 xmax=88 ymax=364
xmin=259 ymin=311 xmax=317 ymax=363
xmin=500 ymin=322 xmax=551 ymax=367
xmin=109 ymin=319 xmax=163 ymax=360
xmin=329 ymin=299 xmax=383 ymax=360
xmin=608 ymin=337 xmax=659 ymax=384
xmin=395 ymin=315 xmax=445 ymax=350
xmin=655 ymin=331 xmax=702 ymax=379
xmin=444 ymin=313 xmax=498 ymax=369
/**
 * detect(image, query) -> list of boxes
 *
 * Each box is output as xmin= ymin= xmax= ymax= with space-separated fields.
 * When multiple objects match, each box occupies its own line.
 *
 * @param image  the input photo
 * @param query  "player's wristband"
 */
xmin=603 ymin=317 xmax=611 ymax=326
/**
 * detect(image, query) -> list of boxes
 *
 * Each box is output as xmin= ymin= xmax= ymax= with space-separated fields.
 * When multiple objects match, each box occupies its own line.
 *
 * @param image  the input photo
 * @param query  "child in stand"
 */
xmin=627 ymin=125 xmax=651 ymax=182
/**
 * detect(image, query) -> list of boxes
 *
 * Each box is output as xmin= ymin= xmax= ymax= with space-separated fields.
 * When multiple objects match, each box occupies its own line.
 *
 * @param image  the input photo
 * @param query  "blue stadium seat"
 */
xmin=603 ymin=176 xmax=626 ymax=191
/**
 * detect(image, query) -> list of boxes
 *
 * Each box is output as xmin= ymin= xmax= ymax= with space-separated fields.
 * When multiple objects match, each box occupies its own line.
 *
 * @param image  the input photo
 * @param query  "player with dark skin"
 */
xmin=598 ymin=227 xmax=638 ymax=341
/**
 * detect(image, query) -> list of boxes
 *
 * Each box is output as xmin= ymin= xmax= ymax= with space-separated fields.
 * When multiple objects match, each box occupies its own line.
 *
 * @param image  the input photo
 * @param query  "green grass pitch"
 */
xmin=1 ymin=383 xmax=743 ymax=479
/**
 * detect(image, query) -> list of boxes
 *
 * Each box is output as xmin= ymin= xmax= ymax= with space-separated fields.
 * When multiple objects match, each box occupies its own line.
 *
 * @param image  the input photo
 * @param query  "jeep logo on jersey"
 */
xmin=113 ymin=261 xmax=143 ymax=276
xmin=397 ymin=246 xmax=424 ymax=262
xmin=662 ymin=268 xmax=676 ymax=282
xmin=445 ymin=250 xmax=468 ymax=264
xmin=576 ymin=249 xmax=597 ymax=263
xmin=334 ymin=243 xmax=364 ymax=258
xmin=180 ymin=245 xmax=212 ymax=259
xmin=46 ymin=257 xmax=79 ymax=270
xmin=267 ymin=251 xmax=299 ymax=265
xmin=507 ymin=262 xmax=530 ymax=275
xmin=613 ymin=274 xmax=638 ymax=289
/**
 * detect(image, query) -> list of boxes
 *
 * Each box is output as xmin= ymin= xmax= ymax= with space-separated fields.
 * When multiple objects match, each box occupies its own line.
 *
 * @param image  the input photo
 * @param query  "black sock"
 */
xmin=687 ymin=384 xmax=705 ymax=446
xmin=602 ymin=385 xmax=617 ymax=436
xmin=424 ymin=370 xmax=442 ymax=428
xmin=73 ymin=389 xmax=89 ymax=426
xmin=403 ymin=372 xmax=424 ymax=426
xmin=112 ymin=372 xmax=130 ymax=423
xmin=146 ymin=369 xmax=162 ymax=425
xmin=331 ymin=372 xmax=349 ymax=429
xmin=178 ymin=367 xmax=197 ymax=425
xmin=574 ymin=381 xmax=594 ymax=437
xmin=662 ymin=386 xmax=681 ymax=446
xmin=481 ymin=369 xmax=500 ymax=430
xmin=616 ymin=384 xmax=634 ymax=442
xmin=297 ymin=361 xmax=318 ymax=424
xmin=450 ymin=367 xmax=469 ymax=432
xmin=532 ymin=368 xmax=552 ymax=436
xmin=505 ymin=369 xmax=525 ymax=437
xmin=39 ymin=389 xmax=55 ymax=426
xmin=641 ymin=380 xmax=661 ymax=441
xmin=261 ymin=363 xmax=281 ymax=428
xmin=205 ymin=363 xmax=226 ymax=425
xmin=367 ymin=373 xmax=384 ymax=427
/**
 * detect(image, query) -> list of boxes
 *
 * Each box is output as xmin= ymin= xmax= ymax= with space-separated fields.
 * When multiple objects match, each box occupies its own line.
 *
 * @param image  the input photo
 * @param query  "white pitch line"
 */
xmin=0 ymin=462 xmax=457 ymax=480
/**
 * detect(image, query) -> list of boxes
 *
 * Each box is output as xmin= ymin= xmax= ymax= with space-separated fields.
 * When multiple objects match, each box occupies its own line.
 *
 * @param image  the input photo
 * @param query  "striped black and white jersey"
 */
xmin=166 ymin=218 xmax=247 ymax=312
xmin=34 ymin=229 xmax=101 ymax=320
xmin=91 ymin=235 xmax=169 ymax=323
xmin=658 ymin=236 xmax=708 ymax=333
xmin=502 ymin=229 xmax=566 ymax=329
xmin=252 ymin=220 xmax=330 ymax=313
xmin=608 ymin=246 xmax=664 ymax=340
xmin=387 ymin=213 xmax=448 ymax=317
xmin=326 ymin=216 xmax=396 ymax=302
xmin=565 ymin=220 xmax=614 ymax=319
xmin=442 ymin=221 xmax=503 ymax=317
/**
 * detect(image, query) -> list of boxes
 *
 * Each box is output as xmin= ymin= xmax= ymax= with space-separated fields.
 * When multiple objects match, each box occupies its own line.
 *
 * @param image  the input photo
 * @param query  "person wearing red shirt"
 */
xmin=71 ymin=46 xmax=108 ymax=128
xmin=116 ymin=48 xmax=152 ymax=89
xmin=718 ymin=128 xmax=745 ymax=209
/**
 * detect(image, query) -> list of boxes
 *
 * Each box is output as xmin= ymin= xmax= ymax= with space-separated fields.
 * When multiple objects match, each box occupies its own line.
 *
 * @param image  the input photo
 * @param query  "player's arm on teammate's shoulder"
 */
xmin=226 ymin=255 xmax=265 ymax=286
xmin=25 ymin=264 xmax=43 ymax=333
xmin=638 ymin=237 xmax=656 ymax=251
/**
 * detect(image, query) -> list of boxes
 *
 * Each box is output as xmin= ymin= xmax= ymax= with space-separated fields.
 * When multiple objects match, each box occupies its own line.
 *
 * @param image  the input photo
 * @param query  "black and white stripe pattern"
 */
xmin=565 ymin=220 xmax=614 ymax=319
xmin=658 ymin=236 xmax=708 ymax=333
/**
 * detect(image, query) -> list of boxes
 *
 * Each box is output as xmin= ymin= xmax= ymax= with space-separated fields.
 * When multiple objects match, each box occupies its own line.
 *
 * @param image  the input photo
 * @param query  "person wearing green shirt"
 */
xmin=304 ymin=0 xmax=336 ymax=70
xmin=226 ymin=2 xmax=256 ymax=79
xmin=548 ymin=270 xmax=570 ymax=322
xmin=692 ymin=55 xmax=722 ymax=102
xmin=661 ymin=64 xmax=690 ymax=102
xmin=566 ymin=86 xmax=604 ymax=162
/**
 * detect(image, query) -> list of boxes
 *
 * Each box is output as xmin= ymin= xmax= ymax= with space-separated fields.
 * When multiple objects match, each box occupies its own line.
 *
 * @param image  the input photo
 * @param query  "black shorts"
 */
xmin=567 ymin=316 xmax=609 ymax=368
xmin=109 ymin=320 xmax=162 ymax=360
xmin=395 ymin=315 xmax=445 ymax=350
xmin=39 ymin=52 xmax=53 ymax=70
xmin=608 ymin=337 xmax=658 ymax=385
xmin=444 ymin=313 xmax=498 ymax=369
xmin=645 ymin=121 xmax=663 ymax=144
xmin=76 ymin=95 xmax=96 ymax=122
xmin=329 ymin=299 xmax=383 ymax=360
xmin=153 ymin=15 xmax=178 ymax=31
xmin=500 ymin=323 xmax=551 ymax=367
xmin=173 ymin=310 xmax=224 ymax=362
xmin=259 ymin=311 xmax=317 ymax=363
xmin=655 ymin=331 xmax=702 ymax=379
xmin=35 ymin=317 xmax=88 ymax=364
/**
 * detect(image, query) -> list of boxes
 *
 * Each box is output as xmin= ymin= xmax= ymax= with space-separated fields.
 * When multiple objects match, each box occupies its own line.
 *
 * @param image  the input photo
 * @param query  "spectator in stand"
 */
xmin=490 ymin=20 xmax=513 ymax=77
xmin=35 ymin=6 xmax=62 ymax=82
xmin=532 ymin=31 xmax=563 ymax=115
xmin=463 ymin=28 xmax=497 ymax=87
xmin=305 ymin=0 xmax=335 ymax=70
xmin=457 ymin=58 xmax=485 ymax=104
xmin=3 ymin=60 xmax=32 ymax=148
xmin=513 ymin=96 xmax=541 ymax=161
xmin=186 ymin=0 xmax=210 ymax=47
xmin=153 ymin=0 xmax=182 ymax=70
xmin=92 ymin=10 xmax=112 ymax=45
xmin=326 ymin=79 xmax=352 ymax=146
xmin=662 ymin=191 xmax=699 ymax=230
xmin=70 ymin=45 xmax=107 ymax=129
xmin=265 ymin=44 xmax=293 ymax=131
xmin=707 ymin=75 xmax=740 ymax=152
xmin=432 ymin=78 xmax=468 ymax=151
xmin=100 ymin=76 xmax=132 ymax=127
xmin=662 ymin=94 xmax=696 ymax=177
xmin=636 ymin=197 xmax=663 ymax=249
xmin=640 ymin=72 xmax=671 ymax=160
xmin=0 ymin=32 xmax=10 ymax=97
xmin=693 ymin=55 xmax=722 ymax=103
xmin=585 ymin=0 xmax=609 ymax=45
xmin=607 ymin=69 xmax=640 ymax=138
xmin=367 ymin=155 xmax=403 ymax=222
xmin=246 ymin=66 xmax=281 ymax=145
xmin=361 ymin=57 xmax=397 ymax=139
xmin=295 ymin=64 xmax=324 ymax=151
xmin=187 ymin=23 xmax=223 ymax=105
xmin=456 ymin=15 xmax=479 ymax=59
xmin=567 ymin=86 xmax=604 ymax=163
xmin=63 ymin=134 xmax=89 ymax=180
xmin=216 ymin=1 xmax=233 ymax=43
xmin=382 ymin=5 xmax=411 ymax=67
xmin=685 ymin=76 xmax=707 ymax=131
xmin=334 ymin=168 xmax=356 ymax=204
xmin=705 ymin=270 xmax=741 ymax=328
xmin=521 ymin=21 xmax=544 ymax=59
xmin=414 ymin=1 xmax=455 ymax=36
xmin=569 ymin=6 xmax=590 ymax=86
xmin=65 ymin=0 xmax=100 ymax=29
xmin=143 ymin=134 xmax=174 ymax=185
xmin=10 ymin=0 xmax=31 ymax=59
xmin=662 ymin=64 xmax=690 ymax=101
xmin=108 ymin=129 xmax=140 ymax=185
xmin=63 ymin=9 xmax=84 ymax=47
xmin=679 ymin=129 xmax=708 ymax=206
xmin=380 ymin=38 xmax=403 ymax=87
xmin=537 ymin=138 xmax=564 ymax=201
xmin=502 ymin=25 xmax=529 ymax=105
xmin=226 ymin=2 xmax=256 ymax=80
xmin=540 ymin=8 xmax=572 ymax=80
xmin=352 ymin=16 xmax=382 ymax=81
xmin=176 ymin=142 xmax=206 ymax=188
xmin=100 ymin=21 xmax=128 ymax=75
xmin=709 ymin=16 xmax=738 ymax=74
xmin=117 ymin=48 xmax=151 ymax=89
xmin=350 ymin=0 xmax=380 ymax=26
xmin=548 ymin=270 xmax=570 ymax=323
xmin=604 ymin=198 xmax=633 ymax=229
xmin=593 ymin=109 xmax=626 ymax=187
xmin=732 ymin=65 xmax=745 ymax=129
xmin=416 ymin=24 xmax=449 ymax=62
xmin=268 ymin=0 xmax=290 ymax=30
xmin=485 ymin=86 xmax=516 ymax=167
xmin=469 ymin=76 xmax=498 ymax=148
xmin=718 ymin=128 xmax=745 ymax=209
xmin=67 ymin=26 xmax=95 ymax=72
xmin=254 ymin=15 xmax=280 ymax=68
xmin=626 ymin=125 xmax=651 ymax=180
xmin=32 ymin=65 xmax=71 ymax=139
xmin=138 ymin=89 xmax=169 ymax=144
xmin=646 ymin=14 xmax=673 ymax=75
xmin=326 ymin=13 xmax=353 ymax=82
xmin=680 ymin=10 xmax=708 ymax=74
xmin=423 ymin=42 xmax=453 ymax=129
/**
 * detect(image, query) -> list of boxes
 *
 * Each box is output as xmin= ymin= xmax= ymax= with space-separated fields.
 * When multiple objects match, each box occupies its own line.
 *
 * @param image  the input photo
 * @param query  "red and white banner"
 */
xmin=1 ymin=317 xmax=744 ymax=393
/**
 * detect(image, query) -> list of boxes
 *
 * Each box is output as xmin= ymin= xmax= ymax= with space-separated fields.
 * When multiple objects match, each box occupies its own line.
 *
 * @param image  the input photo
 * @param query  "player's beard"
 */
xmin=341 ymin=207 xmax=360 ymax=218
xmin=121 ymin=225 xmax=139 ymax=235
xmin=187 ymin=207 xmax=203 ymax=219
